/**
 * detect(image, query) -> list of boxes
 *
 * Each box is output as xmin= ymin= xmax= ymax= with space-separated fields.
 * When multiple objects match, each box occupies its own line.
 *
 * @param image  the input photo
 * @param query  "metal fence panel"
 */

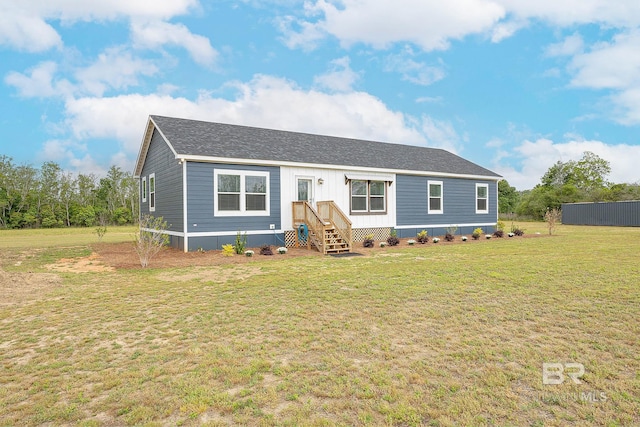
xmin=562 ymin=201 xmax=640 ymax=226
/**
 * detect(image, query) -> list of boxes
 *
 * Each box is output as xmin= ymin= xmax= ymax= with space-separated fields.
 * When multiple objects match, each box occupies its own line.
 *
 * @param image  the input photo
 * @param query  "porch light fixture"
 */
xmin=318 ymin=178 xmax=324 ymax=184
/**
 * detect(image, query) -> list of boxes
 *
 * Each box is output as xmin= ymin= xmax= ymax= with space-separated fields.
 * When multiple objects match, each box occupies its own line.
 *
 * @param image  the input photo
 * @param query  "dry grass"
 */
xmin=0 ymin=223 xmax=638 ymax=426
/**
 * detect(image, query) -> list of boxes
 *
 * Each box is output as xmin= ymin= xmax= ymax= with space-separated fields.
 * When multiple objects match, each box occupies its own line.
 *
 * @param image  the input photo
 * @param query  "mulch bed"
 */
xmin=92 ymin=234 xmax=544 ymax=270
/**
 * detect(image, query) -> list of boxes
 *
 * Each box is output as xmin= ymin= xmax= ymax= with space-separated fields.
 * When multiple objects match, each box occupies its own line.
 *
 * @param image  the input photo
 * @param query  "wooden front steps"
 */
xmin=292 ymin=201 xmax=352 ymax=255
xmin=323 ymin=227 xmax=350 ymax=254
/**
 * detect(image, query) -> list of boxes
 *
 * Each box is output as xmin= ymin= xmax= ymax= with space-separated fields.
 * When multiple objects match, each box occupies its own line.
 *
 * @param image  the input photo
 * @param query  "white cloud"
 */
xmin=130 ymin=20 xmax=218 ymax=66
xmin=313 ymin=56 xmax=360 ymax=92
xmin=75 ymin=47 xmax=159 ymax=96
xmin=493 ymin=137 xmax=640 ymax=189
xmin=280 ymin=0 xmax=640 ymax=53
xmin=0 ymin=5 xmax=62 ymax=52
xmin=561 ymin=29 xmax=640 ymax=125
xmin=0 ymin=0 xmax=198 ymax=52
xmin=545 ymin=33 xmax=584 ymax=57
xmin=384 ymin=47 xmax=446 ymax=86
xmin=4 ymin=61 xmax=74 ymax=98
xmin=281 ymin=0 xmax=506 ymax=51
xmin=569 ymin=30 xmax=640 ymax=90
xmin=59 ymin=74 xmax=470 ymax=173
xmin=499 ymin=0 xmax=640 ymax=28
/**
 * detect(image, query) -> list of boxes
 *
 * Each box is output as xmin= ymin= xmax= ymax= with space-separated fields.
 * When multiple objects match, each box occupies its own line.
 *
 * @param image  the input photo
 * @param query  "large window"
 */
xmin=476 ymin=183 xmax=489 ymax=214
xmin=350 ymin=180 xmax=386 ymax=214
xmin=214 ymin=170 xmax=269 ymax=216
xmin=149 ymin=173 xmax=155 ymax=212
xmin=428 ymin=180 xmax=443 ymax=214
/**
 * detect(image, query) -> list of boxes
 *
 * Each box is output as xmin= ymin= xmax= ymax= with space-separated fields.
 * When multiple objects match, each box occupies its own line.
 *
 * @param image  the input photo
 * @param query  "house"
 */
xmin=134 ymin=115 xmax=501 ymax=252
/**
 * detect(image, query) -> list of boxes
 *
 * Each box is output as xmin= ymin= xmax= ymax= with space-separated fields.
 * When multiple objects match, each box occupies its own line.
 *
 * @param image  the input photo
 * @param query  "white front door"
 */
xmin=297 ymin=177 xmax=314 ymax=204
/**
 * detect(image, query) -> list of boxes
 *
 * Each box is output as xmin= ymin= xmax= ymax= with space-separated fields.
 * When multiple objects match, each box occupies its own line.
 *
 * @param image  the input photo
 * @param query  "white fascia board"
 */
xmin=140 ymin=228 xmax=185 ymax=237
xmin=394 ymin=222 xmax=497 ymax=230
xmin=178 ymin=154 xmax=502 ymax=181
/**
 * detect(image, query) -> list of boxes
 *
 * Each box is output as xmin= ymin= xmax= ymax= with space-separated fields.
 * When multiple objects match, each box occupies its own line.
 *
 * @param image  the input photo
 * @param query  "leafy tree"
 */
xmin=517 ymin=152 xmax=613 ymax=219
xmin=498 ymin=179 xmax=519 ymax=214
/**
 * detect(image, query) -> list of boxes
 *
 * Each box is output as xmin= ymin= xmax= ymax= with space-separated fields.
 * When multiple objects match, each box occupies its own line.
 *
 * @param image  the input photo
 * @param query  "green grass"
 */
xmin=0 ymin=225 xmax=137 ymax=249
xmin=0 ymin=223 xmax=638 ymax=426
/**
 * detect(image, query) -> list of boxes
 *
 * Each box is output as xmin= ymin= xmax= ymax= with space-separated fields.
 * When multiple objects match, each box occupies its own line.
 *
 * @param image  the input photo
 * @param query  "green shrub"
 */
xmin=235 ymin=231 xmax=247 ymax=254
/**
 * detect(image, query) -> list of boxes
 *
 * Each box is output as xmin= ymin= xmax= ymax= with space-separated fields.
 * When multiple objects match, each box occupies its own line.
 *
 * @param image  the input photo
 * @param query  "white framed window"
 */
xmin=141 ymin=176 xmax=147 ymax=203
xmin=476 ymin=183 xmax=489 ymax=214
xmin=350 ymin=180 xmax=386 ymax=214
xmin=149 ymin=173 xmax=155 ymax=212
xmin=214 ymin=169 xmax=270 ymax=216
xmin=428 ymin=180 xmax=443 ymax=214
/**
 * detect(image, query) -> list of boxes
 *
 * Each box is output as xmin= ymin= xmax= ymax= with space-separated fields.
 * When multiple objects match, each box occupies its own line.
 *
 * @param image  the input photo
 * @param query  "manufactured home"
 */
xmin=134 ymin=115 xmax=501 ymax=253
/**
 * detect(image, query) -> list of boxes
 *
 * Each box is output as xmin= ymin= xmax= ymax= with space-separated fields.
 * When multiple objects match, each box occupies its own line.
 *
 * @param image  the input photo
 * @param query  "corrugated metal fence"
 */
xmin=562 ymin=200 xmax=640 ymax=226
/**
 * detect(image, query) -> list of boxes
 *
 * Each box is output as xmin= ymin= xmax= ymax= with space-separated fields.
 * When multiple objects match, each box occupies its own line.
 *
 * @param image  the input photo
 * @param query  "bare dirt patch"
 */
xmin=45 ymin=252 xmax=115 ymax=273
xmin=0 ymin=268 xmax=61 ymax=306
xmin=156 ymin=265 xmax=265 ymax=283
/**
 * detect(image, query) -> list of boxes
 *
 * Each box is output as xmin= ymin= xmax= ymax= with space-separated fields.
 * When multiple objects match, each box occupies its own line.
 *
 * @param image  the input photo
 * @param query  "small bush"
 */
xmin=235 ymin=231 xmax=247 ymax=254
xmin=444 ymin=233 xmax=455 ymax=242
xmin=510 ymin=222 xmax=525 ymax=236
xmin=492 ymin=230 xmax=504 ymax=238
xmin=95 ymin=226 xmax=107 ymax=241
xmin=416 ymin=230 xmax=429 ymax=244
xmin=260 ymin=245 xmax=274 ymax=255
xmin=512 ymin=227 xmax=525 ymax=236
xmin=135 ymin=215 xmax=170 ymax=268
xmin=472 ymin=227 xmax=483 ymax=240
xmin=387 ymin=236 xmax=400 ymax=246
xmin=221 ymin=244 xmax=235 ymax=256
xmin=363 ymin=238 xmax=374 ymax=248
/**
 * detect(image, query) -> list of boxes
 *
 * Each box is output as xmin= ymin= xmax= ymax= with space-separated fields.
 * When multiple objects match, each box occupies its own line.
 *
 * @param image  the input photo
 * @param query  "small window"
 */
xmin=350 ymin=180 xmax=386 ymax=214
xmin=142 ymin=177 xmax=147 ymax=203
xmin=149 ymin=173 xmax=155 ymax=212
xmin=214 ymin=170 xmax=270 ymax=216
xmin=428 ymin=181 xmax=443 ymax=214
xmin=476 ymin=183 xmax=489 ymax=214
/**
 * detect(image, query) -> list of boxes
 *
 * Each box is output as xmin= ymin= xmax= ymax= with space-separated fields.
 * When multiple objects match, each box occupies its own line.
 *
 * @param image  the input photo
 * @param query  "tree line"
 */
xmin=2 ymin=151 xmax=638 ymax=229
xmin=0 ymin=156 xmax=138 ymax=229
xmin=499 ymin=151 xmax=640 ymax=220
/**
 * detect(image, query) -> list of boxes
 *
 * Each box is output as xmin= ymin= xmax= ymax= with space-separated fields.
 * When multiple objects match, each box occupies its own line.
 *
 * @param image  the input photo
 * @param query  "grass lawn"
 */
xmin=0 ymin=223 xmax=638 ymax=426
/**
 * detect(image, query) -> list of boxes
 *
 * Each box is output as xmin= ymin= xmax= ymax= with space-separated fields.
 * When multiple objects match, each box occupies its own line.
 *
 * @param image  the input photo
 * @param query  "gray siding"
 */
xmin=139 ymin=129 xmax=183 ymax=233
xmin=188 ymin=233 xmax=285 ymax=252
xmin=396 ymin=174 xmax=497 ymax=237
xmin=186 ymin=162 xmax=281 ymax=233
xmin=562 ymin=201 xmax=640 ymax=226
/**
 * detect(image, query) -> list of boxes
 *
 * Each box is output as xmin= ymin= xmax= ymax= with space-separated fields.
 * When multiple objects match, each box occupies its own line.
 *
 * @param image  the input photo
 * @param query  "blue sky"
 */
xmin=1 ymin=0 xmax=640 ymax=190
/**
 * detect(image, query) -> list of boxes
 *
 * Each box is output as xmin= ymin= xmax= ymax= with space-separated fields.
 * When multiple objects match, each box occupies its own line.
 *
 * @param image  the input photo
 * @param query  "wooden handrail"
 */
xmin=292 ymin=201 xmax=327 ymax=252
xmin=317 ymin=201 xmax=352 ymax=250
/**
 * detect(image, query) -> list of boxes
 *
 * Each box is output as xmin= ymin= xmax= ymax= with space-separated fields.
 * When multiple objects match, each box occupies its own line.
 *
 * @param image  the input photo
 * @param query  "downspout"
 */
xmin=182 ymin=160 xmax=188 ymax=252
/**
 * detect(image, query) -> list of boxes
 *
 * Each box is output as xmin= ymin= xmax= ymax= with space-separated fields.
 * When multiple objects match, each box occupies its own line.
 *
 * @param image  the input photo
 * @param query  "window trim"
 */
xmin=349 ymin=179 xmax=387 ymax=215
xmin=427 ymin=180 xmax=443 ymax=214
xmin=476 ymin=183 xmax=489 ymax=214
xmin=213 ymin=169 xmax=270 ymax=217
xmin=149 ymin=173 xmax=156 ymax=212
xmin=142 ymin=176 xmax=147 ymax=203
